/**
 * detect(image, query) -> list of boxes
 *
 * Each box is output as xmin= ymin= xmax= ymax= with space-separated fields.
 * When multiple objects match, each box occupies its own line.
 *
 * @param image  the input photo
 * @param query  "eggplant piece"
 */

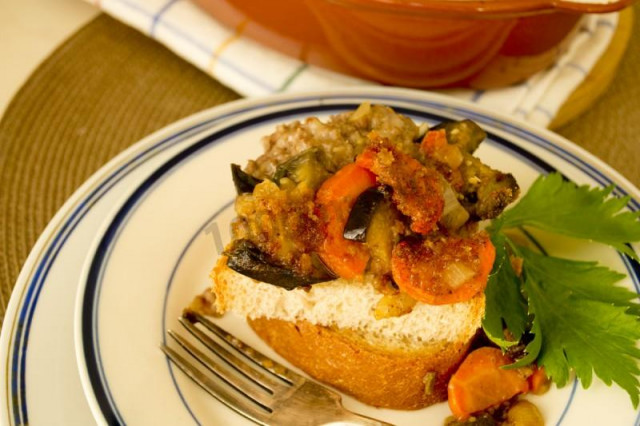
xmin=366 ymin=201 xmax=401 ymax=275
xmin=458 ymin=155 xmax=520 ymax=219
xmin=431 ymin=119 xmax=486 ymax=154
xmin=343 ymin=187 xmax=388 ymax=242
xmin=311 ymin=252 xmax=338 ymax=280
xmin=231 ymin=164 xmax=263 ymax=194
xmin=272 ymin=148 xmax=331 ymax=190
xmin=225 ymin=239 xmax=331 ymax=290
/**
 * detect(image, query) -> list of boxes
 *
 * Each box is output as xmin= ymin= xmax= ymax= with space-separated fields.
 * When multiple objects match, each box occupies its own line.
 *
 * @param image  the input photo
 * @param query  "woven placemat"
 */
xmin=0 ymin=11 xmax=639 ymax=322
xmin=0 ymin=15 xmax=239 ymax=322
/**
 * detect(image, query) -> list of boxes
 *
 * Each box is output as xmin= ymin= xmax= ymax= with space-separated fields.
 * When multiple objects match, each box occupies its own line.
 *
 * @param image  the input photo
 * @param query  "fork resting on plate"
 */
xmin=162 ymin=311 xmax=394 ymax=426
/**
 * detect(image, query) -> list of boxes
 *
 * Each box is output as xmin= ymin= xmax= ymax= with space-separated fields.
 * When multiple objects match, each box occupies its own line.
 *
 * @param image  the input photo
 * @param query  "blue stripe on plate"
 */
xmin=162 ymin=200 xmax=234 ymax=425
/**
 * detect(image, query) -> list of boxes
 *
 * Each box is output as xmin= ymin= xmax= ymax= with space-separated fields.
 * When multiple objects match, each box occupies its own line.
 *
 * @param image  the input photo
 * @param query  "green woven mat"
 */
xmin=0 ymin=15 xmax=239 ymax=322
xmin=0 ymin=12 xmax=638 ymax=322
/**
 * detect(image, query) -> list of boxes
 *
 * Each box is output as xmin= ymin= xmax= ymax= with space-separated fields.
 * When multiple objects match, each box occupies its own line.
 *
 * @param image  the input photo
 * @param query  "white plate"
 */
xmin=74 ymin=89 xmax=640 ymax=425
xmin=2 ymin=88 xmax=639 ymax=426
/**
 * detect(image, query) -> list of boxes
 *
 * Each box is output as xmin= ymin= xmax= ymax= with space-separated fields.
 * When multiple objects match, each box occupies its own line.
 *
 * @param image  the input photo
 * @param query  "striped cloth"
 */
xmin=86 ymin=0 xmax=618 ymax=127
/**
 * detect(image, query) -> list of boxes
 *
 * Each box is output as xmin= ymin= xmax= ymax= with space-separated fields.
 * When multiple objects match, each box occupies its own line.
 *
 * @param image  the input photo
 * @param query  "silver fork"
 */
xmin=161 ymin=311 xmax=394 ymax=426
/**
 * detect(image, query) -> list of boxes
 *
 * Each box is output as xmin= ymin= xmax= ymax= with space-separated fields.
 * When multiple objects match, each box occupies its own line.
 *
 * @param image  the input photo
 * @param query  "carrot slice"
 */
xmin=529 ymin=366 xmax=551 ymax=395
xmin=316 ymin=163 xmax=376 ymax=279
xmin=448 ymin=347 xmax=531 ymax=420
xmin=391 ymin=233 xmax=495 ymax=305
xmin=421 ymin=129 xmax=464 ymax=170
xmin=420 ymin=129 xmax=448 ymax=154
xmin=356 ymin=137 xmax=444 ymax=234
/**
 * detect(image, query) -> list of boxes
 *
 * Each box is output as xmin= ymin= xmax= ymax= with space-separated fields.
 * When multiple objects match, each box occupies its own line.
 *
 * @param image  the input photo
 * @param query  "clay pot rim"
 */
xmin=326 ymin=0 xmax=634 ymax=17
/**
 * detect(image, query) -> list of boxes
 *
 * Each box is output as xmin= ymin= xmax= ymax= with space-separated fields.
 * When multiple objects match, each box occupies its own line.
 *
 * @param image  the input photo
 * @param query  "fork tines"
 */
xmin=162 ymin=311 xmax=303 ymax=424
xmin=162 ymin=311 xmax=393 ymax=426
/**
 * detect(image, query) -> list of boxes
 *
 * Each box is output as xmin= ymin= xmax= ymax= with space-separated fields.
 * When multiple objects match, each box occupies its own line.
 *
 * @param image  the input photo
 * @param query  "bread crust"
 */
xmin=214 ymin=256 xmax=482 ymax=409
xmin=248 ymin=317 xmax=473 ymax=410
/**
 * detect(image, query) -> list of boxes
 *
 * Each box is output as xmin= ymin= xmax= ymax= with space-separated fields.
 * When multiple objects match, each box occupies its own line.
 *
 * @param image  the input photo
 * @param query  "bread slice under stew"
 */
xmin=211 ymin=256 xmax=485 ymax=409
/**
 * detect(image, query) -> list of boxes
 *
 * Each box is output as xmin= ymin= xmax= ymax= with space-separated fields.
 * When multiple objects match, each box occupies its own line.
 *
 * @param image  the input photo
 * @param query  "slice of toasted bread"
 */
xmin=211 ymin=256 xmax=485 ymax=409
xmin=249 ymin=317 xmax=475 ymax=409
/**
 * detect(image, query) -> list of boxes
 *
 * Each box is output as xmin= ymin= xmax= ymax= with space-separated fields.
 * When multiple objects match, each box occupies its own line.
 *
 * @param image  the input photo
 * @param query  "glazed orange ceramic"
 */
xmin=193 ymin=0 xmax=634 ymax=88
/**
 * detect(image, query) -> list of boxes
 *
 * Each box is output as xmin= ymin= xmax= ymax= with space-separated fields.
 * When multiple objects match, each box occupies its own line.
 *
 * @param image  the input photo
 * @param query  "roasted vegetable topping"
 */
xmin=316 ymin=163 xmax=377 ymax=279
xmin=231 ymin=107 xmax=520 ymax=298
xmin=231 ymin=164 xmax=263 ymax=194
xmin=224 ymin=239 xmax=331 ymax=290
xmin=417 ymin=121 xmax=518 ymax=221
xmin=391 ymin=233 xmax=495 ymax=305
xmin=272 ymin=147 xmax=332 ymax=190
xmin=343 ymin=186 xmax=388 ymax=242
xmin=365 ymin=199 xmax=403 ymax=276
xmin=441 ymin=183 xmax=471 ymax=231
xmin=233 ymin=179 xmax=322 ymax=277
xmin=458 ymin=156 xmax=520 ymax=220
xmin=431 ymin=119 xmax=487 ymax=154
xmin=421 ymin=129 xmax=464 ymax=170
xmin=357 ymin=135 xmax=444 ymax=234
xmin=448 ymin=347 xmax=532 ymax=421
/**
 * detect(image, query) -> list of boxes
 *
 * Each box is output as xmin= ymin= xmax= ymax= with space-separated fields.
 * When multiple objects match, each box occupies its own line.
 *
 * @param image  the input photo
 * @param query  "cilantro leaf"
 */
xmin=490 ymin=173 xmax=640 ymax=260
xmin=519 ymin=246 xmax=640 ymax=406
xmin=482 ymin=234 xmax=528 ymax=348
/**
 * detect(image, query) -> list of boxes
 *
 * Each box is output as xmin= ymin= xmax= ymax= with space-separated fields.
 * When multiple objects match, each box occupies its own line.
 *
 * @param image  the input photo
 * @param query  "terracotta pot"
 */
xmin=193 ymin=0 xmax=634 ymax=88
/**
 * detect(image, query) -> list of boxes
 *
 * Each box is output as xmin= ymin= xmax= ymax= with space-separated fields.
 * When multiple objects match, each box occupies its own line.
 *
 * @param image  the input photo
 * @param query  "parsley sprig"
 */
xmin=484 ymin=173 xmax=640 ymax=406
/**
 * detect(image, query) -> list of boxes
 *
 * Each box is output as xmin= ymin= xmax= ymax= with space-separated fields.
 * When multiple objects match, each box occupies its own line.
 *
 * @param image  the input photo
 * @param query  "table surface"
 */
xmin=0 ymin=0 xmax=98 ymax=116
xmin=0 ymin=2 xmax=639 ymax=324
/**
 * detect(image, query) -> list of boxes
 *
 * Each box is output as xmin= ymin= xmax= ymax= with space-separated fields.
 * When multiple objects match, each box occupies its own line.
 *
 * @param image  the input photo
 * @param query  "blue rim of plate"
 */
xmin=4 ymin=90 xmax=639 ymax=426
xmin=78 ymin=99 xmax=640 ymax=425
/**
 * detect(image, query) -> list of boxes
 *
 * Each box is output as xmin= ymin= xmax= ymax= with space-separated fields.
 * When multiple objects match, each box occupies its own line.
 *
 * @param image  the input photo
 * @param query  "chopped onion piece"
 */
xmin=441 ymin=184 xmax=470 ymax=230
xmin=440 ymin=144 xmax=464 ymax=169
xmin=350 ymin=102 xmax=371 ymax=121
xmin=444 ymin=262 xmax=475 ymax=289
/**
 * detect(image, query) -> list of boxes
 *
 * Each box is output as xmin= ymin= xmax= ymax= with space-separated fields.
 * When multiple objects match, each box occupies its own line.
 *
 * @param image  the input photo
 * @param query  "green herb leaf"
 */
xmin=519 ymin=246 xmax=640 ymax=406
xmin=520 ymin=246 xmax=639 ymax=313
xmin=485 ymin=172 xmax=640 ymax=405
xmin=508 ymin=320 xmax=541 ymax=369
xmin=482 ymin=234 xmax=528 ymax=348
xmin=490 ymin=173 xmax=640 ymax=260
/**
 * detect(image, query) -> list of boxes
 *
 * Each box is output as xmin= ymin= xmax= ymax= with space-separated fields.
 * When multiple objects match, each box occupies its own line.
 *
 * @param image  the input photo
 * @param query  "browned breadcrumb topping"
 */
xmin=233 ymin=180 xmax=323 ymax=276
xmin=357 ymin=135 xmax=445 ymax=234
